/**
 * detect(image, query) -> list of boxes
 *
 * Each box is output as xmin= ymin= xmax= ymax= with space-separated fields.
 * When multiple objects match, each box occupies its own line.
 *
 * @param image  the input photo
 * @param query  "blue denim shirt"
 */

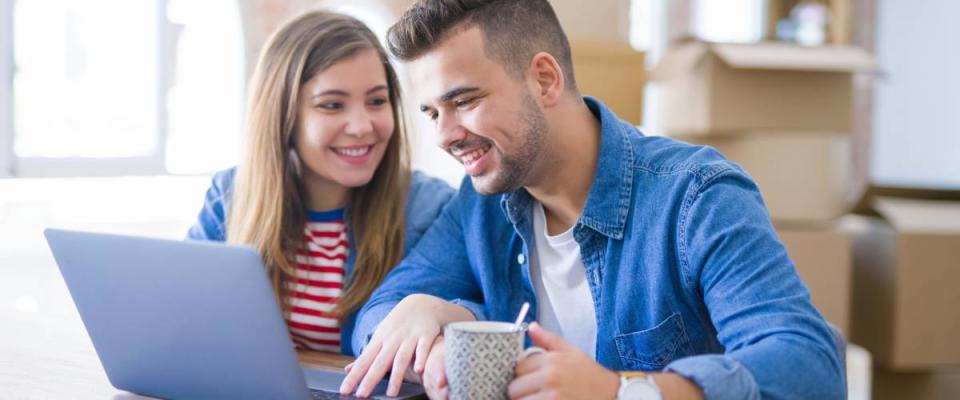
xmin=355 ymin=98 xmax=845 ymax=399
xmin=186 ymin=167 xmax=455 ymax=356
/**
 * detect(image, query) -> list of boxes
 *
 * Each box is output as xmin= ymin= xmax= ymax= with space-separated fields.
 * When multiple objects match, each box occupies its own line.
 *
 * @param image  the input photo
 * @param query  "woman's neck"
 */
xmin=302 ymin=172 xmax=349 ymax=211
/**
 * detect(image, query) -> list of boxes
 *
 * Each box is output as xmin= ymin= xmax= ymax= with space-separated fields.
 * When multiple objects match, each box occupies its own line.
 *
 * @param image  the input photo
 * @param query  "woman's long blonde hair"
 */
xmin=227 ymin=11 xmax=410 ymax=321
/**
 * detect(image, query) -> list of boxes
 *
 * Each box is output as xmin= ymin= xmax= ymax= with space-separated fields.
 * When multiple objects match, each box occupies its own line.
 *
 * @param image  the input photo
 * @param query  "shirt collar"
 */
xmin=501 ymin=97 xmax=636 ymax=240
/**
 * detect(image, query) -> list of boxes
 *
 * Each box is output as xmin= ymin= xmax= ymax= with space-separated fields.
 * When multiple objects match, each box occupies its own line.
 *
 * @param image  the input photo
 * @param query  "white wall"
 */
xmin=871 ymin=0 xmax=960 ymax=189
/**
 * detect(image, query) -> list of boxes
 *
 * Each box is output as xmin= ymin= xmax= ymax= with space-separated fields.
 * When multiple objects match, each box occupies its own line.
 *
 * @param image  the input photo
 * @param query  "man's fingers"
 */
xmin=515 ymin=393 xmax=551 ymax=400
xmin=514 ymin=353 xmax=546 ymax=376
xmin=507 ymin=371 xmax=546 ymax=400
xmin=425 ymin=385 xmax=448 ymax=400
xmin=339 ymin=340 xmax=381 ymax=394
xmin=387 ymin=339 xmax=417 ymax=396
xmin=527 ymin=322 xmax=572 ymax=352
xmin=413 ymin=335 xmax=436 ymax=374
xmin=356 ymin=340 xmax=401 ymax=397
xmin=424 ymin=355 xmax=449 ymax=400
xmin=424 ymin=339 xmax=447 ymax=388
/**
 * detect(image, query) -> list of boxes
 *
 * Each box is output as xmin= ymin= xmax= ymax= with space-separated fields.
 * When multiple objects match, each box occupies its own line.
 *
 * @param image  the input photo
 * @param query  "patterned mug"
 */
xmin=444 ymin=321 xmax=544 ymax=400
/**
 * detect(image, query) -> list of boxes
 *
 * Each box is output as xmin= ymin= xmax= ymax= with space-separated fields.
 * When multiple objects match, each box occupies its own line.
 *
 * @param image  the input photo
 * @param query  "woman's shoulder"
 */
xmin=186 ymin=167 xmax=237 ymax=241
xmin=401 ymin=171 xmax=456 ymax=251
xmin=210 ymin=167 xmax=238 ymax=193
xmin=407 ymin=171 xmax=456 ymax=208
xmin=403 ymin=171 xmax=456 ymax=233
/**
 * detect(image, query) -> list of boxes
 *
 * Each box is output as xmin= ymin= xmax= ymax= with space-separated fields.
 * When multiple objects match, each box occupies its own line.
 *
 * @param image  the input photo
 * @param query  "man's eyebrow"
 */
xmin=439 ymin=86 xmax=480 ymax=102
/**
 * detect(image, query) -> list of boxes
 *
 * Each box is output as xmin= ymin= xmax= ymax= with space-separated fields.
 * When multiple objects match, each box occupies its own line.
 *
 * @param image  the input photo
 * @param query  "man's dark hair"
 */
xmin=387 ymin=0 xmax=577 ymax=91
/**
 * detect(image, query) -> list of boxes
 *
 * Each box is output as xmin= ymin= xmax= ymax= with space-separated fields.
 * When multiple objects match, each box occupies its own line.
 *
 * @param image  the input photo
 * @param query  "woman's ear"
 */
xmin=529 ymin=52 xmax=565 ymax=107
xmin=288 ymin=147 xmax=303 ymax=176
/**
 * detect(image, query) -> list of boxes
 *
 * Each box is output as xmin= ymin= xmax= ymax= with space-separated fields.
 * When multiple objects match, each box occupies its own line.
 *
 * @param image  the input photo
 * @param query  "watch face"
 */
xmin=621 ymin=378 xmax=662 ymax=400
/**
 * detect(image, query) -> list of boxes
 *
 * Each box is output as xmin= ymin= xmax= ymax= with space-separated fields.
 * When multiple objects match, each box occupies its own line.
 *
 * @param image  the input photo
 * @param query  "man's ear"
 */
xmin=528 ymin=52 xmax=565 ymax=107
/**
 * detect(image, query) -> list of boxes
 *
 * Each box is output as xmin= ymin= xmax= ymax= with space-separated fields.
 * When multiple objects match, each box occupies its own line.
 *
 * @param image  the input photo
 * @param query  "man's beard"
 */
xmin=472 ymin=92 xmax=547 ymax=195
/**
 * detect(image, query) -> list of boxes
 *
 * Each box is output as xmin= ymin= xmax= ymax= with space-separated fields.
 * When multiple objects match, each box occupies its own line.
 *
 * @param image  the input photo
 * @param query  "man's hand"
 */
xmin=421 ymin=336 xmax=448 ymax=400
xmin=509 ymin=323 xmax=705 ymax=400
xmin=508 ymin=322 xmax=620 ymax=400
xmin=339 ymin=294 xmax=474 ymax=398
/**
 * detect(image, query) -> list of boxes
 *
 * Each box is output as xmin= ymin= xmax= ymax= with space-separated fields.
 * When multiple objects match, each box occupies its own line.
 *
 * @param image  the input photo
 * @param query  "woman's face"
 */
xmin=294 ymin=48 xmax=394 ymax=192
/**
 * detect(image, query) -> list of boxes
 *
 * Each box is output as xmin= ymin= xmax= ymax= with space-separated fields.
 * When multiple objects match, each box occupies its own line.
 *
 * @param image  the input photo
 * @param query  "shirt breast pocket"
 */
xmin=614 ymin=312 xmax=693 ymax=371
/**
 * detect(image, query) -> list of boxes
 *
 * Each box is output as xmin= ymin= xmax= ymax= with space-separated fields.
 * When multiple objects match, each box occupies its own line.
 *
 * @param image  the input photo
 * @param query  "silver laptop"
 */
xmin=44 ymin=228 xmax=425 ymax=400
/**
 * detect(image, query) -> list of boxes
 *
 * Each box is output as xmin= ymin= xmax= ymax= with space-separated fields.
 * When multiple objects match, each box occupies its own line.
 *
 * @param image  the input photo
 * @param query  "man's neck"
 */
xmin=525 ymin=97 xmax=600 ymax=236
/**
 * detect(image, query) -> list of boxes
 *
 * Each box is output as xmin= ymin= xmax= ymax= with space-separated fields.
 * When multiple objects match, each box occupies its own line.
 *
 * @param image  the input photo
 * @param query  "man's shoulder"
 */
xmin=629 ymin=134 xmax=742 ymax=185
xmin=449 ymin=175 xmax=515 ymax=219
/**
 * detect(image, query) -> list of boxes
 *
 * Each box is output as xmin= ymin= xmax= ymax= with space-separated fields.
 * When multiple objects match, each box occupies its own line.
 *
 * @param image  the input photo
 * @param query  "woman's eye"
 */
xmin=317 ymin=102 xmax=342 ymax=110
xmin=368 ymin=98 xmax=389 ymax=106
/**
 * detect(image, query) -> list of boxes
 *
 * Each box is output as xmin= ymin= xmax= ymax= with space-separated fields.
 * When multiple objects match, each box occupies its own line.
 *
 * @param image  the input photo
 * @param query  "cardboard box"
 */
xmin=571 ymin=42 xmax=645 ymax=125
xmin=552 ymin=1 xmax=631 ymax=45
xmin=873 ymin=367 xmax=960 ymax=400
xmin=651 ymin=41 xmax=875 ymax=136
xmin=690 ymin=131 xmax=853 ymax=222
xmin=777 ymin=223 xmax=852 ymax=335
xmin=849 ymin=198 xmax=960 ymax=369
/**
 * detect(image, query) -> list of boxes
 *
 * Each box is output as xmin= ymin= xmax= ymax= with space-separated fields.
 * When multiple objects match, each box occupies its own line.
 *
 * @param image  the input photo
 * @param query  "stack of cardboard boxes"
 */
xmin=570 ymin=41 xmax=646 ymax=126
xmin=652 ymin=40 xmax=960 ymax=399
xmin=847 ymin=193 xmax=960 ymax=399
xmin=651 ymin=40 xmax=876 ymax=337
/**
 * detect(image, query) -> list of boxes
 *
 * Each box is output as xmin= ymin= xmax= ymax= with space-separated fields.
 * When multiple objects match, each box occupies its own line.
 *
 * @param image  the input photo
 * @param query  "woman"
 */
xmin=187 ymin=10 xmax=454 ymax=356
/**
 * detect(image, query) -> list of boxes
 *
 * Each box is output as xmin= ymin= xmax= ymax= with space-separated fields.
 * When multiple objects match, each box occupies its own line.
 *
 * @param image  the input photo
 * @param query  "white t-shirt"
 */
xmin=529 ymin=202 xmax=598 ymax=358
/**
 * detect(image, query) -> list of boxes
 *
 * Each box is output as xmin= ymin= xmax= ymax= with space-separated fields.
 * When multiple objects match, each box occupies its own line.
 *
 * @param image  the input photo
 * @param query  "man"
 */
xmin=340 ymin=0 xmax=845 ymax=399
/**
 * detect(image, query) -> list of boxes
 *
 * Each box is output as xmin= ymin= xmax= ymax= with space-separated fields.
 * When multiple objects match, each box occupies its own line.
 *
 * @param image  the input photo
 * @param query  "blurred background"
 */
xmin=0 ymin=1 xmax=957 ymax=399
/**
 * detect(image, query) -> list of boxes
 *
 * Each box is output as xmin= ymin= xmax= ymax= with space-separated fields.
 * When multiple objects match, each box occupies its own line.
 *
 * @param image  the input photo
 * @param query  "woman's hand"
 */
xmin=339 ymin=294 xmax=475 ymax=398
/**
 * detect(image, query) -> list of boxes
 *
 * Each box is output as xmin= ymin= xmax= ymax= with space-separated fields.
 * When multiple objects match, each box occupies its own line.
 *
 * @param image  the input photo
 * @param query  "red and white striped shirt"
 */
xmin=286 ymin=210 xmax=348 ymax=353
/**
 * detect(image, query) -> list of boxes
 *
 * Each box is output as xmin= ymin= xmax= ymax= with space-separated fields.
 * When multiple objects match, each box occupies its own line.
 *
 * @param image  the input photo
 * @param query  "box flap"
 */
xmin=712 ymin=42 xmax=878 ymax=73
xmin=649 ymin=41 xmax=710 ymax=81
xmin=853 ymin=185 xmax=960 ymax=215
xmin=874 ymin=197 xmax=960 ymax=233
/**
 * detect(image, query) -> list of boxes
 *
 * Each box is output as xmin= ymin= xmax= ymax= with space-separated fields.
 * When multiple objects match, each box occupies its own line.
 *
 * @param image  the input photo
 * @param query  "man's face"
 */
xmin=408 ymin=26 xmax=547 ymax=195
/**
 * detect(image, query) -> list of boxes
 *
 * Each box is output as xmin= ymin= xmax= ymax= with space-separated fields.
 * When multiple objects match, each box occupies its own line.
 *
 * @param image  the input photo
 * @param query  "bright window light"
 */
xmin=164 ymin=0 xmax=244 ymax=174
xmin=13 ymin=0 xmax=158 ymax=158
xmin=692 ymin=0 xmax=765 ymax=43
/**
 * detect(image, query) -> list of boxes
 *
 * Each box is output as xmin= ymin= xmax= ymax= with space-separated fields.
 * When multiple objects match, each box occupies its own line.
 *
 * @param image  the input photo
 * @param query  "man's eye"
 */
xmin=454 ymin=97 xmax=475 ymax=108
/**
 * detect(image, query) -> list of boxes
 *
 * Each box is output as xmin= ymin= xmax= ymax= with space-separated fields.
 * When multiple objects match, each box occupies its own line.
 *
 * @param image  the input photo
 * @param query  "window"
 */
xmin=164 ymin=0 xmax=244 ymax=174
xmin=691 ymin=0 xmax=766 ymax=44
xmin=0 ymin=0 xmax=243 ymax=177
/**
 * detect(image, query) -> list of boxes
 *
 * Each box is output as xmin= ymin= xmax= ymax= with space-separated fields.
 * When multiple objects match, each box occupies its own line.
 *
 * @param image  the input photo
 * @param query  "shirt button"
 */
xmin=517 ymin=253 xmax=526 ymax=264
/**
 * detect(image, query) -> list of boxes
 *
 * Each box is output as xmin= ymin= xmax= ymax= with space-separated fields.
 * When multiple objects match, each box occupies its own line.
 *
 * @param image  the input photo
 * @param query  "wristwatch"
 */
xmin=617 ymin=371 xmax=662 ymax=400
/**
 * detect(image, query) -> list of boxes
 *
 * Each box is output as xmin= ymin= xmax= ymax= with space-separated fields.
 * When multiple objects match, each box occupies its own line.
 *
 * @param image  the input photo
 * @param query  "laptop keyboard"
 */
xmin=311 ymin=389 xmax=360 ymax=399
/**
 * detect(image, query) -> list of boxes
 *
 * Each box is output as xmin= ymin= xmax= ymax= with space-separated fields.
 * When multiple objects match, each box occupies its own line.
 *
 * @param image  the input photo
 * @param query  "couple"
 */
xmin=190 ymin=1 xmax=845 ymax=399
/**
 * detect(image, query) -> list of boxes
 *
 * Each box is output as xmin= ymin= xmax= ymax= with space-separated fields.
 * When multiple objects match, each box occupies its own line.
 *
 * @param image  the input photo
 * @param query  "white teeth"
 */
xmin=460 ymin=144 xmax=491 ymax=165
xmin=334 ymin=146 xmax=371 ymax=157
